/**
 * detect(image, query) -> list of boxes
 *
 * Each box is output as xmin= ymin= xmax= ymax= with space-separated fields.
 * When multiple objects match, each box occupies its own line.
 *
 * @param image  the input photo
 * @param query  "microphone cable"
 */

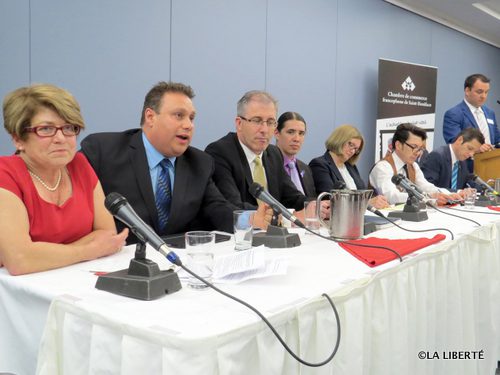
xmin=176 ymin=262 xmax=341 ymax=367
xmin=303 ymin=226 xmax=403 ymax=262
xmin=106 ymin=191 xmax=342 ymax=367
xmin=448 ymin=207 xmax=500 ymax=216
xmin=369 ymin=209 xmax=455 ymax=240
xmin=430 ymin=204 xmax=481 ymax=227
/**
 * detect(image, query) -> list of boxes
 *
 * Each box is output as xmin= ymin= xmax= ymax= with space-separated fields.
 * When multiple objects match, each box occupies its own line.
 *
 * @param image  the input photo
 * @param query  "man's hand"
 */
xmin=479 ymin=143 xmax=494 ymax=153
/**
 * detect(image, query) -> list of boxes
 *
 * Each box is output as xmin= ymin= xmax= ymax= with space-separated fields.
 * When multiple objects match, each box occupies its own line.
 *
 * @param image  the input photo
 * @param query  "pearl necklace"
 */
xmin=29 ymin=169 xmax=62 ymax=192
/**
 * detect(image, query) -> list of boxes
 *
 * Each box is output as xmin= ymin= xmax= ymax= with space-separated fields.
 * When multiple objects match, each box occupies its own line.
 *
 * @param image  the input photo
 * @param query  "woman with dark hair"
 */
xmin=309 ymin=124 xmax=388 ymax=209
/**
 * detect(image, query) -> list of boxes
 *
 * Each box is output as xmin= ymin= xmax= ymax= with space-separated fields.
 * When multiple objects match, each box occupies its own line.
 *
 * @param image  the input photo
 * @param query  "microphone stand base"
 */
xmin=95 ymin=258 xmax=182 ymax=300
xmin=252 ymin=225 xmax=301 ymax=248
xmin=364 ymin=222 xmax=378 ymax=235
xmin=388 ymin=210 xmax=428 ymax=222
xmin=475 ymin=196 xmax=496 ymax=207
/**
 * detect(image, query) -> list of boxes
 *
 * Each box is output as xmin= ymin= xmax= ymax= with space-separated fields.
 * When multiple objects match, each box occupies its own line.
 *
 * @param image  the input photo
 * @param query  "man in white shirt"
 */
xmin=369 ymin=123 xmax=459 ymax=205
xmin=443 ymin=74 xmax=499 ymax=152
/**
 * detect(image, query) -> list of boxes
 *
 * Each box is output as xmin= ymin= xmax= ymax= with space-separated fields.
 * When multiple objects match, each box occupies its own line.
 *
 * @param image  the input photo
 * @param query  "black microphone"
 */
xmin=249 ymin=183 xmax=305 ymax=228
xmin=391 ymin=174 xmax=427 ymax=201
xmin=471 ymin=175 xmax=499 ymax=195
xmin=105 ymin=192 xmax=181 ymax=265
xmin=497 ymin=99 xmax=500 ymax=105
xmin=366 ymin=204 xmax=385 ymax=218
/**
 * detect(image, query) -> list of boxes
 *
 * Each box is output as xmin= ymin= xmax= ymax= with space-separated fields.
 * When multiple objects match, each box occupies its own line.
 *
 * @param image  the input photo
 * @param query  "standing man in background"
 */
xmin=274 ymin=111 xmax=316 ymax=198
xmin=443 ymin=73 xmax=499 ymax=152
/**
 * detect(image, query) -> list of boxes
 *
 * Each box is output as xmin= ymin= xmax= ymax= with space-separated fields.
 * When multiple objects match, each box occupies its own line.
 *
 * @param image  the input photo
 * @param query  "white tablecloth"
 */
xmin=1 ymin=208 xmax=499 ymax=375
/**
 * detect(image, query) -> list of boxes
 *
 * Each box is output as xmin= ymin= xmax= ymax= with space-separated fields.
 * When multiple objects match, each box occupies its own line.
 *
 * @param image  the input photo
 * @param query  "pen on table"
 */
xmin=88 ymin=270 xmax=108 ymax=276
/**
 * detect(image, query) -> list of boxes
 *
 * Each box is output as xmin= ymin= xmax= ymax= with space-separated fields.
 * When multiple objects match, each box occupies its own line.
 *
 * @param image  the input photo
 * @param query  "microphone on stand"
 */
xmin=94 ymin=193 xmax=183 ymax=300
xmin=105 ymin=192 xmax=181 ymax=265
xmin=387 ymin=174 xmax=429 ymax=222
xmin=391 ymin=174 xmax=428 ymax=201
xmin=470 ymin=174 xmax=499 ymax=196
xmin=249 ymin=183 xmax=305 ymax=228
xmin=248 ymin=183 xmax=302 ymax=248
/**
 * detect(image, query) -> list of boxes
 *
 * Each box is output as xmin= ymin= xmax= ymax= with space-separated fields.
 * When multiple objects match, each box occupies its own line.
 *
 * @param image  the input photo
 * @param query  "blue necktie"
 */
xmin=155 ymin=159 xmax=172 ymax=233
xmin=451 ymin=161 xmax=459 ymax=191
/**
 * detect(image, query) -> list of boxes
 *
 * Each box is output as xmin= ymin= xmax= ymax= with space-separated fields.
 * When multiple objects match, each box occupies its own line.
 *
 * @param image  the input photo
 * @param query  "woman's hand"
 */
xmin=369 ymin=195 xmax=389 ymax=209
xmin=85 ymin=228 xmax=129 ymax=260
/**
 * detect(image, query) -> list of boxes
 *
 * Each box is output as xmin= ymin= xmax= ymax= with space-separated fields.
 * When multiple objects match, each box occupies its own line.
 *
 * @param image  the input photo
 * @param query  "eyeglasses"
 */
xmin=404 ymin=142 xmax=425 ymax=154
xmin=25 ymin=124 xmax=81 ymax=137
xmin=239 ymin=116 xmax=277 ymax=128
xmin=345 ymin=141 xmax=361 ymax=155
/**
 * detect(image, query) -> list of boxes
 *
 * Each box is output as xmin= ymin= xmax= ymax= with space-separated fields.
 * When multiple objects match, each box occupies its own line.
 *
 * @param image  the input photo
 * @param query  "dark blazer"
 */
xmin=290 ymin=158 xmax=316 ymax=198
xmin=420 ymin=145 xmax=471 ymax=191
xmin=205 ymin=132 xmax=306 ymax=211
xmin=309 ymin=151 xmax=367 ymax=195
xmin=443 ymin=100 xmax=499 ymax=145
xmin=81 ymin=129 xmax=234 ymax=242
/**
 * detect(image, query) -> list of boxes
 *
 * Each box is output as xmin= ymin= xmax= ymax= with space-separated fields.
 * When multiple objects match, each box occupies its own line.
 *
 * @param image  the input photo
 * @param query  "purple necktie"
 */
xmin=287 ymin=162 xmax=304 ymax=194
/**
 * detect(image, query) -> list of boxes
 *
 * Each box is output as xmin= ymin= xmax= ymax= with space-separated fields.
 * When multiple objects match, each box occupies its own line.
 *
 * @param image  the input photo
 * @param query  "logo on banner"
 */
xmin=402 ymin=76 xmax=416 ymax=91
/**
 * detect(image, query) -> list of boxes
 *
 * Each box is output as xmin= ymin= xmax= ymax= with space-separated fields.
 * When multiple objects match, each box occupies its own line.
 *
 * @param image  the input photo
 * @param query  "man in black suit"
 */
xmin=205 ymin=90 xmax=308 ymax=213
xmin=274 ymin=111 xmax=316 ymax=198
xmin=81 ymin=82 xmax=251 ymax=243
xmin=421 ymin=128 xmax=484 ymax=191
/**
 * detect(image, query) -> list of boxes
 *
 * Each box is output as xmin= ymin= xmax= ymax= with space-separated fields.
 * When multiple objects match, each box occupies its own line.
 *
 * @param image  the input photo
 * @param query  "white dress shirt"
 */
xmin=464 ymin=99 xmax=491 ymax=144
xmin=238 ymin=140 xmax=267 ymax=183
xmin=369 ymin=152 xmax=445 ymax=204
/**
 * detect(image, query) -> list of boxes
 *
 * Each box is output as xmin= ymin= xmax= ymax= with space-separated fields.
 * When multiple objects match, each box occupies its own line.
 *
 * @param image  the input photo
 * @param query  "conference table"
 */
xmin=1 ymin=207 xmax=499 ymax=375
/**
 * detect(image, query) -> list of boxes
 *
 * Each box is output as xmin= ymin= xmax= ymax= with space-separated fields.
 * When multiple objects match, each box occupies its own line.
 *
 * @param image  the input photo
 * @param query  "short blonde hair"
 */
xmin=3 ymin=83 xmax=85 ymax=140
xmin=325 ymin=124 xmax=364 ymax=164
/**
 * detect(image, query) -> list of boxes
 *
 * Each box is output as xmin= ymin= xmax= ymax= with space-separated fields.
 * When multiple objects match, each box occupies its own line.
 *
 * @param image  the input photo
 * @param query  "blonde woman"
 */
xmin=309 ymin=124 xmax=388 ymax=209
xmin=0 ymin=84 xmax=128 ymax=275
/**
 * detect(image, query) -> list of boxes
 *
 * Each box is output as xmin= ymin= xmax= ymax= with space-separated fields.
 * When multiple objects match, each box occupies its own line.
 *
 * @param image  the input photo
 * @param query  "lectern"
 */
xmin=474 ymin=149 xmax=500 ymax=181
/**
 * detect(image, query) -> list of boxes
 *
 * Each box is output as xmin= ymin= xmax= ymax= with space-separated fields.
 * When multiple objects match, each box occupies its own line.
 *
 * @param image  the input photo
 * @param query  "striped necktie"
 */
xmin=155 ymin=159 xmax=173 ymax=233
xmin=451 ymin=161 xmax=459 ymax=191
xmin=253 ymin=156 xmax=267 ymax=189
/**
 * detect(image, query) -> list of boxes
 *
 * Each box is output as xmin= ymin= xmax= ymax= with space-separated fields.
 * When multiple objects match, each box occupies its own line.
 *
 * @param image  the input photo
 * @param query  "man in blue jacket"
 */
xmin=443 ymin=74 xmax=499 ymax=153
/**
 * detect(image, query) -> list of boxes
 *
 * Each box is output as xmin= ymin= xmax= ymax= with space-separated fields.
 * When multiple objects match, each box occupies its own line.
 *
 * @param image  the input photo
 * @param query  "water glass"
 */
xmin=185 ymin=231 xmax=215 ymax=290
xmin=463 ymin=188 xmax=477 ymax=209
xmin=233 ymin=210 xmax=255 ymax=251
xmin=304 ymin=199 xmax=320 ymax=234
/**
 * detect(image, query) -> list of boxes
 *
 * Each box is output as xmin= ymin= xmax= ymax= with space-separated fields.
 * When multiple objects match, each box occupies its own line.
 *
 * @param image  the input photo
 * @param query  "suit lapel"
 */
xmin=169 ymin=154 xmax=188 ymax=232
xmin=325 ymin=152 xmax=343 ymax=183
xmin=232 ymin=135 xmax=254 ymax=190
xmin=129 ymin=131 xmax=158 ymax=228
xmin=443 ymin=146 xmax=453 ymax=187
xmin=263 ymin=148 xmax=280 ymax=198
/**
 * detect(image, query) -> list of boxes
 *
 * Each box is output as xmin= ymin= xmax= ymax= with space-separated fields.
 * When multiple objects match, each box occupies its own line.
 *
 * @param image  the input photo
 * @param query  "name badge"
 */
xmin=487 ymin=118 xmax=494 ymax=124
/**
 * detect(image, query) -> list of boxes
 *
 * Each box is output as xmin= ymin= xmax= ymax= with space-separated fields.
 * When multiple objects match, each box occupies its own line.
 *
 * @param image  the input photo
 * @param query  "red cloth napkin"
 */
xmin=339 ymin=234 xmax=446 ymax=267
xmin=487 ymin=206 xmax=500 ymax=212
